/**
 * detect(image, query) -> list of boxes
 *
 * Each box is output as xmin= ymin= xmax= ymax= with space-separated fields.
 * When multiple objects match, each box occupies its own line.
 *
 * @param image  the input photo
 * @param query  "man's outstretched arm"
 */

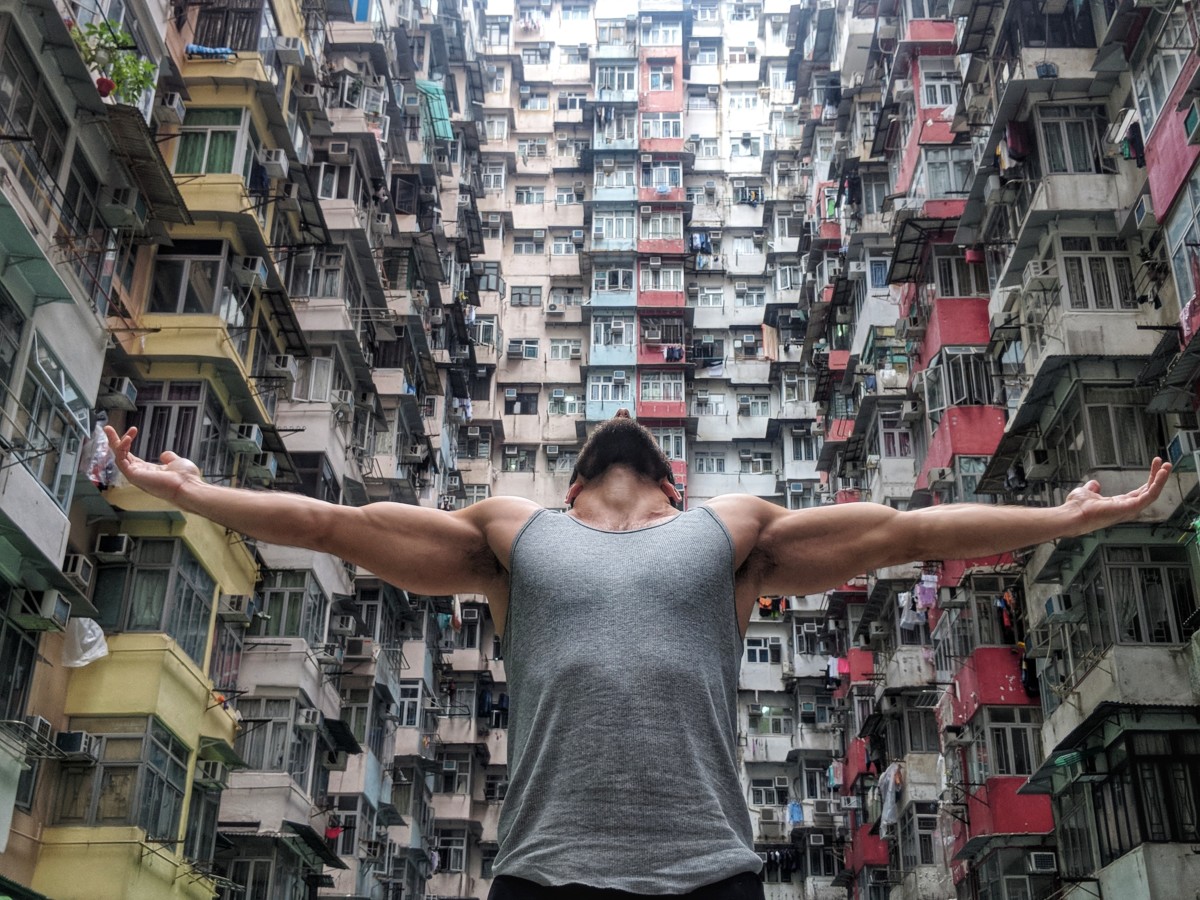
xmin=104 ymin=425 xmax=534 ymax=596
xmin=716 ymin=459 xmax=1173 ymax=597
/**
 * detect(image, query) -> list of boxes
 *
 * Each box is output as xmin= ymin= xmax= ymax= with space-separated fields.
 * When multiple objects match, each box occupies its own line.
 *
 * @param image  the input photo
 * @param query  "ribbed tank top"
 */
xmin=494 ymin=507 xmax=761 ymax=892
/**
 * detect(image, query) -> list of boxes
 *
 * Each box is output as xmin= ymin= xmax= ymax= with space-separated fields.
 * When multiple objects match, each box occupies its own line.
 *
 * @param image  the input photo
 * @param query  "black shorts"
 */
xmin=487 ymin=871 xmax=764 ymax=900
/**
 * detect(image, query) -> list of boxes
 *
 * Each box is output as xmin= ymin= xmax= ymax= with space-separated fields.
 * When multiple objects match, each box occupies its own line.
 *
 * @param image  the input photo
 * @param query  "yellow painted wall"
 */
xmin=33 ymin=826 xmax=220 ymax=900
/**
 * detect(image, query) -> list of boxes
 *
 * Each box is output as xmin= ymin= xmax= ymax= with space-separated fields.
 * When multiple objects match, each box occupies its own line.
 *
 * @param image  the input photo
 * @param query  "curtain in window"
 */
xmin=1106 ymin=565 xmax=1141 ymax=641
xmin=177 ymin=110 xmax=241 ymax=174
xmin=128 ymin=568 xmax=169 ymax=630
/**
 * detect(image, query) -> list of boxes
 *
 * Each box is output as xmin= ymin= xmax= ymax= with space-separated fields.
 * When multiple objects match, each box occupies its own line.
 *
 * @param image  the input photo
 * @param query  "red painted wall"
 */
xmin=943 ymin=646 xmax=1029 ymax=727
xmin=638 ymin=50 xmax=682 ymax=113
xmin=1146 ymin=54 xmax=1200 ymax=221
xmin=919 ymin=406 xmax=1007 ymax=478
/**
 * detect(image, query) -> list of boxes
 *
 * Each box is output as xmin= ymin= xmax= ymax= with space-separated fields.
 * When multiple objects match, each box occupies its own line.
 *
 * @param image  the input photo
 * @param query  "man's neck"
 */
xmin=570 ymin=467 xmax=677 ymax=531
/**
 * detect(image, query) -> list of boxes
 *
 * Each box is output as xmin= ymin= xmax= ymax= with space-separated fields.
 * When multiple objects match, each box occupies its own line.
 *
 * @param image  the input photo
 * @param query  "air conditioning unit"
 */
xmin=12 ymin=589 xmax=71 ymax=632
xmin=56 ymin=730 xmax=99 ymax=763
xmin=1133 ymin=194 xmax=1156 ymax=231
xmin=545 ymin=445 xmax=560 ymax=457
xmin=815 ymin=483 xmax=831 ymax=494
xmin=928 ymin=466 xmax=954 ymax=487
xmin=99 ymin=186 xmax=146 ymax=229
xmin=869 ymin=621 xmax=888 ymax=639
xmin=61 ymin=554 xmax=94 ymax=593
xmin=446 ymin=474 xmax=462 ymax=490
xmin=277 ymin=181 xmax=302 ymax=212
xmin=841 ymin=795 xmax=861 ymax=810
xmin=734 ymin=281 xmax=749 ymax=292
xmin=533 ymin=229 xmax=546 ymax=239
xmin=258 ymin=148 xmax=289 ymax=179
xmin=155 ymin=91 xmax=187 ymax=125
xmin=640 ymin=153 xmax=653 ymax=163
xmin=704 ymin=180 xmax=717 ymax=191
xmin=1168 ymin=430 xmax=1200 ymax=468
xmin=461 ymin=607 xmax=480 ymax=622
xmin=361 ymin=839 xmax=384 ymax=859
xmin=901 ymin=400 xmax=922 ymax=422
xmin=330 ymin=614 xmax=356 ymax=636
xmin=569 ymin=346 xmax=582 ymax=359
xmin=504 ymin=387 xmax=519 ymax=400
xmin=228 ymin=422 xmax=264 ymax=454
xmin=760 ymin=806 xmax=778 ymax=822
xmin=331 ymin=389 xmax=354 ymax=413
xmin=643 ymin=329 xmax=662 ymax=342
xmin=788 ymin=482 xmax=807 ymax=495
xmin=519 ymin=84 xmax=531 ymax=96
xmin=317 ymin=644 xmax=345 ymax=667
xmin=94 ymin=533 xmax=133 ymax=562
xmin=246 ymin=451 xmax=279 ymax=483
xmin=296 ymin=81 xmax=321 ymax=107
xmin=219 ymin=594 xmax=255 ymax=623
xmin=707 ymin=85 xmax=720 ymax=96
xmin=505 ymin=446 xmax=519 ymax=456
xmin=231 ymin=255 xmax=269 ymax=287
xmin=572 ymin=229 xmax=586 ymax=242
xmin=1027 ymin=852 xmax=1058 ymax=875
xmin=1025 ymin=448 xmax=1057 ymax=480
xmin=648 ymin=256 xmax=663 ymax=268
xmin=345 ymin=638 xmax=373 ymax=659
xmin=370 ymin=211 xmax=391 ymax=234
xmin=24 ymin=715 xmax=53 ymax=742
xmin=429 ymin=307 xmax=445 ymax=325
xmin=324 ymin=750 xmax=349 ymax=771
xmin=274 ymin=35 xmax=306 ymax=66
xmin=298 ymin=708 xmax=324 ymax=730
xmin=266 ymin=354 xmax=299 ymax=384
xmin=98 ymin=376 xmax=138 ymax=411
xmin=893 ymin=79 xmax=913 ymax=99
xmin=327 ymin=141 xmax=351 ymax=163
xmin=196 ymin=759 xmax=229 ymax=788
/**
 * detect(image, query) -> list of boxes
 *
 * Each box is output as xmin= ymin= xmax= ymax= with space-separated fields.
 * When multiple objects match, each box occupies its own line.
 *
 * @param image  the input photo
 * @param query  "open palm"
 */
xmin=103 ymin=425 xmax=203 ymax=503
xmin=1062 ymin=457 xmax=1172 ymax=534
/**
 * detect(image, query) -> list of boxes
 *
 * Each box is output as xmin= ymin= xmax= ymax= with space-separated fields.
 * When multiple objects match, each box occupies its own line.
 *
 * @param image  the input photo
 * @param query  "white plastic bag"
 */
xmin=62 ymin=617 xmax=109 ymax=667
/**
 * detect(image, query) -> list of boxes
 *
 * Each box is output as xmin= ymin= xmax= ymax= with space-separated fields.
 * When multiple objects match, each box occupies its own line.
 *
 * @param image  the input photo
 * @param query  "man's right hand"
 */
xmin=105 ymin=425 xmax=203 ymax=505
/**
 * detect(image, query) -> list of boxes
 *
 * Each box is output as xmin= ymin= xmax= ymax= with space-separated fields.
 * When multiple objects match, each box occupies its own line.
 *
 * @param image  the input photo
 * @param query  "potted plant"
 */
xmin=68 ymin=20 xmax=158 ymax=105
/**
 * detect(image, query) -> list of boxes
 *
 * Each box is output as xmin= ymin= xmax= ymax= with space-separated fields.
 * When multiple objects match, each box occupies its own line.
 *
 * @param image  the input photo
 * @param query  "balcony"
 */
xmin=592 ymin=183 xmax=638 ymax=203
xmin=589 ymin=342 xmax=637 ymax=366
xmin=639 ymin=185 xmax=686 ymax=204
xmin=637 ymin=342 xmax=687 ymax=365
xmin=637 ymin=288 xmax=686 ymax=308
xmin=635 ymin=399 xmax=686 ymax=418
xmin=638 ymin=236 xmax=686 ymax=255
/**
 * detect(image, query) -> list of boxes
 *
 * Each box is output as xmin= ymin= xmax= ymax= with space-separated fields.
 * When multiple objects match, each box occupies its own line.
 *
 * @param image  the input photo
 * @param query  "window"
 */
xmin=693 ymin=451 xmax=725 ymax=473
xmin=695 ymin=289 xmax=723 ymax=307
xmin=550 ymin=339 xmax=582 ymax=360
xmin=647 ymin=63 xmax=674 ymax=91
xmin=253 ymin=570 xmax=329 ymax=646
xmin=174 ymin=109 xmax=247 ymax=175
xmin=923 ymin=347 xmax=994 ymax=426
xmin=750 ymin=776 xmax=788 ymax=806
xmin=1038 ymin=105 xmax=1113 ymax=175
xmin=484 ymin=769 xmax=509 ymax=802
xmin=735 ymin=286 xmax=766 ymax=307
xmin=640 ymin=266 xmax=684 ymax=291
xmin=548 ymin=390 xmax=583 ymax=415
xmin=434 ymin=827 xmax=467 ymax=872
xmin=739 ymin=449 xmax=773 ymax=474
xmin=0 ymin=586 xmax=38 ymax=721
xmin=502 ymin=446 xmax=537 ymax=471
xmin=593 ymin=268 xmax=635 ymax=292
xmin=588 ymin=373 xmax=632 ymax=402
xmin=922 ymin=145 xmax=973 ymax=197
xmin=288 ymin=249 xmax=345 ymax=298
xmin=463 ymin=484 xmax=490 ymax=505
xmin=593 ymin=210 xmax=636 ymax=240
xmin=870 ymin=259 xmax=889 ymax=288
xmin=508 ymin=286 xmax=542 ymax=309
xmin=727 ymin=88 xmax=758 ymax=109
xmin=694 ymin=0 xmax=718 ymax=20
xmin=547 ymin=449 xmax=577 ymax=473
xmin=899 ymin=802 xmax=939 ymax=870
xmin=513 ymin=236 xmax=545 ymax=255
xmin=1168 ymin=166 xmax=1200 ymax=304
xmin=596 ymin=66 xmax=636 ymax=92
xmin=934 ymin=252 xmax=988 ymax=297
xmin=694 ymin=390 xmax=725 ymax=414
xmin=694 ymin=44 xmax=719 ymax=65
xmin=696 ymin=137 xmax=720 ymax=157
xmin=592 ymin=316 xmax=634 ymax=345
xmin=730 ymin=136 xmax=761 ymax=157
xmin=1101 ymin=545 xmax=1198 ymax=644
xmin=16 ymin=334 xmax=88 ymax=508
xmin=905 ymin=708 xmax=941 ymax=753
xmin=640 ymin=113 xmax=682 ymax=139
xmin=1133 ymin=6 xmax=1191 ymax=135
xmin=503 ymin=390 xmax=539 ymax=414
xmin=484 ymin=115 xmax=508 ymax=140
xmin=1059 ymin=237 xmax=1136 ymax=310
xmin=746 ymin=636 xmax=783 ymax=664
xmin=793 ymin=433 xmax=820 ymax=461
xmin=919 ymin=56 xmax=959 ymax=108
xmin=640 ymin=213 xmax=683 ymax=240
xmin=55 ymin=717 xmax=189 ymax=841
xmin=561 ymin=3 xmax=588 ymax=20
xmin=522 ymin=46 xmax=549 ymax=65
xmin=551 ymin=236 xmax=577 ymax=255
xmin=879 ymin=411 xmax=913 ymax=458
xmin=458 ymin=427 xmax=492 ymax=459
xmin=640 ymin=21 xmax=680 ymax=44
xmin=985 ymin=706 xmax=1042 ymax=776
xmin=729 ymin=3 xmax=759 ymax=20
xmin=506 ymin=338 xmax=540 ymax=360
xmin=514 ymin=185 xmax=545 ymax=204
xmin=748 ymin=704 xmax=793 ymax=735
xmin=558 ymin=91 xmax=587 ymax=110
xmin=519 ymin=91 xmax=549 ymax=110
xmin=555 ymin=186 xmax=579 ymax=205
xmin=484 ymin=16 xmax=509 ymax=47
xmin=550 ymin=286 xmax=585 ymax=306
xmin=641 ymin=162 xmax=682 ymax=188
xmin=483 ymin=161 xmax=506 ymax=191
xmin=517 ymin=138 xmax=548 ymax=158
xmin=639 ymin=371 xmax=684 ymax=401
xmin=92 ymin=538 xmax=217 ymax=667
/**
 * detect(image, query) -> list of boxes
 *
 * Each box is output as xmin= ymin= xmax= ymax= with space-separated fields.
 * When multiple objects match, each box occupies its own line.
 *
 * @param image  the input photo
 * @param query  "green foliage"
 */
xmin=69 ymin=21 xmax=158 ymax=105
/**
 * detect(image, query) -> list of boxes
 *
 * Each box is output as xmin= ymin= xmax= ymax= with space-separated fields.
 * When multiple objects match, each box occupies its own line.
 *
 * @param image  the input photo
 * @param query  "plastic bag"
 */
xmin=61 ymin=618 xmax=109 ymax=667
xmin=880 ymin=762 xmax=901 ymax=825
xmin=86 ymin=414 xmax=117 ymax=489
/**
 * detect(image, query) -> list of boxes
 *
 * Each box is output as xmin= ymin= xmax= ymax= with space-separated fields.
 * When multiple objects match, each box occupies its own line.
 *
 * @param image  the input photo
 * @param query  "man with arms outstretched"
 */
xmin=105 ymin=413 xmax=1170 ymax=900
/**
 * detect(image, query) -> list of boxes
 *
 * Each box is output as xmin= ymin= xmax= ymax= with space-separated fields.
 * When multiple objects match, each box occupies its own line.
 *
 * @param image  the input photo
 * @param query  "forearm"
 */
xmin=904 ymin=501 xmax=1086 ymax=562
xmin=173 ymin=478 xmax=332 ymax=549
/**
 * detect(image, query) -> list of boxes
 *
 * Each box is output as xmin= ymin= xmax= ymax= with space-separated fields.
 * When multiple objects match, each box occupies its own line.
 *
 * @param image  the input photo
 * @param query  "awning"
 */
xmin=198 ymin=736 xmax=246 ymax=767
xmin=0 ymin=872 xmax=54 ymax=900
xmin=104 ymin=104 xmax=192 ymax=225
xmin=282 ymin=820 xmax=348 ymax=869
xmin=323 ymin=718 xmax=363 ymax=755
xmin=886 ymin=215 xmax=958 ymax=285
xmin=415 ymin=80 xmax=454 ymax=142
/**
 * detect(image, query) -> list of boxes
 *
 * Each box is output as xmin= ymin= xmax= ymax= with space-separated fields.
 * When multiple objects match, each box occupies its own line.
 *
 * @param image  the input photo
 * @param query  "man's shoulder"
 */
xmin=463 ymin=496 xmax=544 ymax=527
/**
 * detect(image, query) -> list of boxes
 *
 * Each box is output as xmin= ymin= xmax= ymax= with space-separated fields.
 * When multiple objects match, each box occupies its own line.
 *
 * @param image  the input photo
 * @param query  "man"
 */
xmin=105 ymin=414 xmax=1170 ymax=899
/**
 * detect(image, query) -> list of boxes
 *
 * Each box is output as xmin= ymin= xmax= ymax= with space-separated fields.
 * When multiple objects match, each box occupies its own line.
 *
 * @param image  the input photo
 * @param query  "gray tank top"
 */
xmin=494 ymin=507 xmax=761 ymax=891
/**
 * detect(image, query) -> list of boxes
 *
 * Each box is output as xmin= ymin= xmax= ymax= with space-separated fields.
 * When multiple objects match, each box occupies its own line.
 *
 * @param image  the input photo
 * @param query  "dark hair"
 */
xmin=569 ymin=416 xmax=673 ymax=486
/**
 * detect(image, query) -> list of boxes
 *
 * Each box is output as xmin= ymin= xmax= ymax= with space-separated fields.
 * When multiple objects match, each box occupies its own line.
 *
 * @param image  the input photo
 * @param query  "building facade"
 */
xmin=1 ymin=1 xmax=1200 ymax=899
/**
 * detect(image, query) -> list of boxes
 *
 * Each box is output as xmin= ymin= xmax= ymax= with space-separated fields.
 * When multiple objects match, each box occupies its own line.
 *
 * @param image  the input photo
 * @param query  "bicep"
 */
xmin=320 ymin=502 xmax=500 ymax=596
xmin=755 ymin=503 xmax=916 ymax=596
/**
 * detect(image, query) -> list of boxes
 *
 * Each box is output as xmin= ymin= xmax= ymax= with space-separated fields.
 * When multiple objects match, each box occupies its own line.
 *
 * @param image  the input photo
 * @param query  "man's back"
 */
xmin=493 ymin=508 xmax=763 ymax=891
